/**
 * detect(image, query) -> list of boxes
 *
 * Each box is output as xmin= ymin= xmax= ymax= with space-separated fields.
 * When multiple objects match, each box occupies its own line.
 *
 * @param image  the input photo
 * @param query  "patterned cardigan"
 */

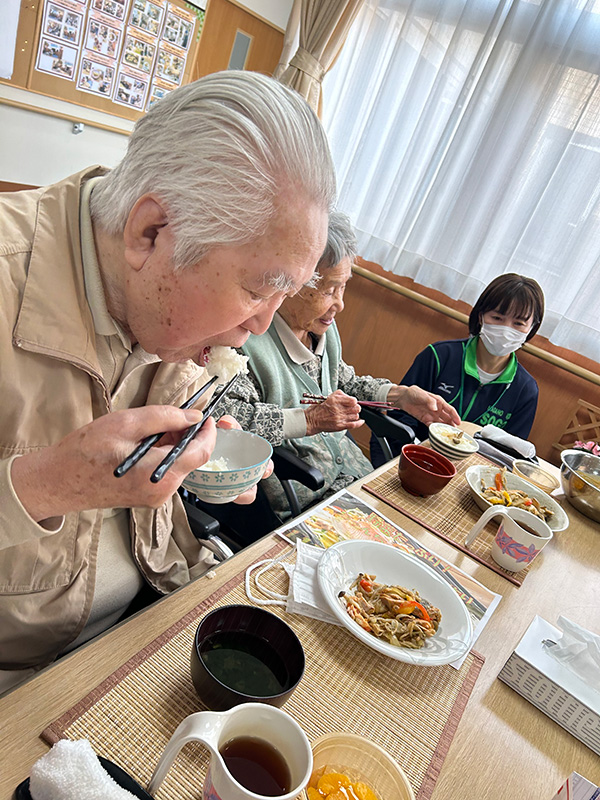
xmin=214 ymin=318 xmax=392 ymax=518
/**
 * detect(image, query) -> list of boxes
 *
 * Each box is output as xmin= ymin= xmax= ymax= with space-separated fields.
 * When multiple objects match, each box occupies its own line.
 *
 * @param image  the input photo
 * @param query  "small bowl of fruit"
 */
xmin=303 ymin=732 xmax=414 ymax=800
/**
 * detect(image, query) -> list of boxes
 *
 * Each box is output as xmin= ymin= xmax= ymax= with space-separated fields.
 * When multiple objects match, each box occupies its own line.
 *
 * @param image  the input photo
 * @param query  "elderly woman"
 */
xmin=216 ymin=212 xmax=459 ymax=518
xmin=370 ymin=273 xmax=545 ymax=467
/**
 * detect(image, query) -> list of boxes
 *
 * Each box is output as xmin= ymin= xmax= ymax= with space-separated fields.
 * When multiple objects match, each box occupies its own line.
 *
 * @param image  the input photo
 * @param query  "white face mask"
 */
xmin=480 ymin=322 xmax=528 ymax=357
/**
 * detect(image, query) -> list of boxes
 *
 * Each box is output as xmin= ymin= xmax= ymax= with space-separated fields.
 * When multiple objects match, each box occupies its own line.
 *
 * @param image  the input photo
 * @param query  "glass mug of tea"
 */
xmin=147 ymin=703 xmax=312 ymax=800
xmin=464 ymin=505 xmax=553 ymax=572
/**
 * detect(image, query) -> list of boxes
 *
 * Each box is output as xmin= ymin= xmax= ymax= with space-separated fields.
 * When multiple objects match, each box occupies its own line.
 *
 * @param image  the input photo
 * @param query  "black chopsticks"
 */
xmin=149 ymin=373 xmax=240 ymax=483
xmin=113 ymin=374 xmax=218 ymax=478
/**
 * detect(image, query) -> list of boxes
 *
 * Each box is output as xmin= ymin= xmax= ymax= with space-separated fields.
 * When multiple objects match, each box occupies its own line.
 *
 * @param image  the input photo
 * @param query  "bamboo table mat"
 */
xmin=42 ymin=540 xmax=484 ymax=800
xmin=362 ymin=452 xmax=530 ymax=587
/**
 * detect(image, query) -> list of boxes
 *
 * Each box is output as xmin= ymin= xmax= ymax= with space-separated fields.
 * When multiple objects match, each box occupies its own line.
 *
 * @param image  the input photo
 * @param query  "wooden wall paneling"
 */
xmin=337 ymin=260 xmax=600 ymax=465
xmin=552 ymin=399 xmax=600 ymax=453
xmin=191 ymin=0 xmax=283 ymax=80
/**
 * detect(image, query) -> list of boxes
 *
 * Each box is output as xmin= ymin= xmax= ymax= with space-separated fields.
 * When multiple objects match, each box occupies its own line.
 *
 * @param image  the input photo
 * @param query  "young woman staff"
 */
xmin=370 ymin=273 xmax=545 ymax=466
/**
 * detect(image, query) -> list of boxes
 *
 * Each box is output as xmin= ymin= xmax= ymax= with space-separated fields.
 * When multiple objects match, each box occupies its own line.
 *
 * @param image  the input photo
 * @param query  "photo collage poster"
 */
xmin=36 ymin=0 xmax=87 ymax=81
xmin=113 ymin=0 xmax=165 ymax=110
xmin=146 ymin=1 xmax=195 ymax=110
xmin=78 ymin=0 xmax=124 ymax=98
xmin=33 ymin=0 xmax=197 ymax=112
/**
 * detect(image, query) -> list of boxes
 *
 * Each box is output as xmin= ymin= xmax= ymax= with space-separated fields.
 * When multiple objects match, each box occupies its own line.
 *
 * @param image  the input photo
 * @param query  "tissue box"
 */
xmin=498 ymin=616 xmax=600 ymax=756
xmin=550 ymin=772 xmax=600 ymax=799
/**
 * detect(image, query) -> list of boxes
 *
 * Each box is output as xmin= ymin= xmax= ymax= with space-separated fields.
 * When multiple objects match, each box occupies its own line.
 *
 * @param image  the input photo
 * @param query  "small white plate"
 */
xmin=465 ymin=464 xmax=569 ymax=532
xmin=428 ymin=424 xmax=479 ymax=457
xmin=317 ymin=540 xmax=473 ymax=666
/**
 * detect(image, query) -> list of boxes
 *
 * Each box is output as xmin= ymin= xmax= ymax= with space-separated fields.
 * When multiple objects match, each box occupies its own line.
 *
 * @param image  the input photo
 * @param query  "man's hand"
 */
xmin=216 ymin=415 xmax=274 ymax=505
xmin=304 ymin=390 xmax=365 ymax=437
xmin=386 ymin=385 xmax=461 ymax=427
xmin=11 ymin=406 xmax=218 ymax=522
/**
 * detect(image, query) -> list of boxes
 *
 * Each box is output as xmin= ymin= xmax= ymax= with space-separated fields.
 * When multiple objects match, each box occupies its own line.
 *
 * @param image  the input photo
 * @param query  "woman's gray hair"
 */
xmin=91 ymin=71 xmax=336 ymax=269
xmin=317 ymin=210 xmax=358 ymax=272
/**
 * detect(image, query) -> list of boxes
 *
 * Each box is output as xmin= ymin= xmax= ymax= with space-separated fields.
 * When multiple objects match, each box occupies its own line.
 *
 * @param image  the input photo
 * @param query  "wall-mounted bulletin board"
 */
xmin=1 ymin=0 xmax=207 ymax=122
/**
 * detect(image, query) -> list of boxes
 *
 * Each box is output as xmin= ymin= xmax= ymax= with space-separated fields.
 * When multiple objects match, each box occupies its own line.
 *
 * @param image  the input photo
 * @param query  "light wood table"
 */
xmin=1 ymin=455 xmax=599 ymax=799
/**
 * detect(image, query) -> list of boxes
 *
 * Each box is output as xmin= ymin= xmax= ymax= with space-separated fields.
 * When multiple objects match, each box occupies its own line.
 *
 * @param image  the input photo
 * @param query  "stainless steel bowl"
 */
xmin=560 ymin=449 xmax=600 ymax=523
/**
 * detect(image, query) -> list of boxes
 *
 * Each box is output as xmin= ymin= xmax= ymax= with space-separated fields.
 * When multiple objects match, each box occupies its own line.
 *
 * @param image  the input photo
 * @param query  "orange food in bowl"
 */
xmin=303 ymin=732 xmax=414 ymax=800
xmin=307 ymin=771 xmax=379 ymax=800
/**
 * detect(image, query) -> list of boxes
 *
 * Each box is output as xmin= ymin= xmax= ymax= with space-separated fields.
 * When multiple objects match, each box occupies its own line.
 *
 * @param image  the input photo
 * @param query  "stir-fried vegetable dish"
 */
xmin=480 ymin=467 xmax=554 ymax=522
xmin=339 ymin=574 xmax=441 ymax=649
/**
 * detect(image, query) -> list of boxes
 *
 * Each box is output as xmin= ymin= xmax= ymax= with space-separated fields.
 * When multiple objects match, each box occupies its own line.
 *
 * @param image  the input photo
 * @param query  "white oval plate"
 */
xmin=465 ymin=464 xmax=569 ymax=532
xmin=317 ymin=540 xmax=473 ymax=666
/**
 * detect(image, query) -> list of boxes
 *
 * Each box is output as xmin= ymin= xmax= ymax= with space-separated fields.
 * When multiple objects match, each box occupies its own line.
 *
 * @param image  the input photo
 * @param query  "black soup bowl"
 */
xmin=191 ymin=604 xmax=305 ymax=711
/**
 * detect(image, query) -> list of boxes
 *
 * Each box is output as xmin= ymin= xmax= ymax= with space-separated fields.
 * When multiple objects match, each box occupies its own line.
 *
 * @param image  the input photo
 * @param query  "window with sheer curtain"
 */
xmin=322 ymin=0 xmax=600 ymax=363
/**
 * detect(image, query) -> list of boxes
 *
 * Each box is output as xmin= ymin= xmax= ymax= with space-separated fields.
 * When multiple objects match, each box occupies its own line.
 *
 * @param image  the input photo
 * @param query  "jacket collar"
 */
xmin=464 ymin=336 xmax=517 ymax=383
xmin=13 ymin=166 xmax=108 ymax=374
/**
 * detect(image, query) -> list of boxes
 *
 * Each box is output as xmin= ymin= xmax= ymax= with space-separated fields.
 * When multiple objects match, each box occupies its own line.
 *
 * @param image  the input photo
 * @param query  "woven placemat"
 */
xmin=42 ymin=540 xmax=484 ymax=800
xmin=363 ymin=452 xmax=529 ymax=587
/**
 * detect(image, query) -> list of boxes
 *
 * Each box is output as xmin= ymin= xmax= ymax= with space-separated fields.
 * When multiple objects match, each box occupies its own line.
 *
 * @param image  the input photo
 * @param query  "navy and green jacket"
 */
xmin=370 ymin=337 xmax=539 ymax=467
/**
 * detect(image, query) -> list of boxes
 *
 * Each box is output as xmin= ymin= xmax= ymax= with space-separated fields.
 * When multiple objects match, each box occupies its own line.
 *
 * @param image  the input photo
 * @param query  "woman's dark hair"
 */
xmin=469 ymin=273 xmax=545 ymax=342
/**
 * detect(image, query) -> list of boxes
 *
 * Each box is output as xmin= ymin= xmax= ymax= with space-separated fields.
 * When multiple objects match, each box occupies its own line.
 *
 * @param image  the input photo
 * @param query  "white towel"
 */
xmin=29 ymin=740 xmax=139 ymax=800
xmin=480 ymin=424 xmax=536 ymax=460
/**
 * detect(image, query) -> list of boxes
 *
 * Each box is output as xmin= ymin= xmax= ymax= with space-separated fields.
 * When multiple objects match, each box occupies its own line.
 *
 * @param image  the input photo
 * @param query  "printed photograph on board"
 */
xmin=92 ymin=0 xmax=127 ymax=21
xmin=113 ymin=68 xmax=149 ymax=108
xmin=146 ymin=81 xmax=170 ymax=110
xmin=129 ymin=0 xmax=164 ymax=37
xmin=84 ymin=16 xmax=121 ymax=58
xmin=155 ymin=44 xmax=185 ymax=84
xmin=122 ymin=31 xmax=156 ymax=74
xmin=77 ymin=56 xmax=116 ymax=95
xmin=36 ymin=36 xmax=79 ymax=80
xmin=43 ymin=2 xmax=85 ymax=46
xmin=162 ymin=8 xmax=193 ymax=50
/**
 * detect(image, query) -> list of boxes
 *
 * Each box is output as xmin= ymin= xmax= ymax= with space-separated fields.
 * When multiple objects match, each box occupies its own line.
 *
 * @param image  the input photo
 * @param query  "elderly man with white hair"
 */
xmin=0 ymin=71 xmax=333 ymax=684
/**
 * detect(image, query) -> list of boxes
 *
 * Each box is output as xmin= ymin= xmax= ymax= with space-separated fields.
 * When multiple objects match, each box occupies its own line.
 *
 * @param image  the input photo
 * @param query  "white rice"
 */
xmin=206 ymin=346 xmax=249 ymax=383
xmin=199 ymin=456 xmax=229 ymax=472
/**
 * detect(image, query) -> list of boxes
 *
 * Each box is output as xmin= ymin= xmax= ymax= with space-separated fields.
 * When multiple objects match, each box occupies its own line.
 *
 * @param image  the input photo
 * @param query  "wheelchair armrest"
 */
xmin=360 ymin=406 xmax=415 ymax=441
xmin=272 ymin=446 xmax=325 ymax=491
xmin=183 ymin=498 xmax=221 ymax=538
xmin=182 ymin=499 xmax=234 ymax=561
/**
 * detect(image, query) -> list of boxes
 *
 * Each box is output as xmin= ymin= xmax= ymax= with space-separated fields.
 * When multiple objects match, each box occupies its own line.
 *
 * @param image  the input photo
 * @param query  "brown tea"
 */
xmin=219 ymin=735 xmax=291 ymax=796
xmin=519 ymin=521 xmax=543 ymax=537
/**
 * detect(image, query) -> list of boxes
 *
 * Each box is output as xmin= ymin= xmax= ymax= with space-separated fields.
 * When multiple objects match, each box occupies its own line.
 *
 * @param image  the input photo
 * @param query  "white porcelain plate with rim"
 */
xmin=465 ymin=464 xmax=569 ymax=532
xmin=317 ymin=540 xmax=473 ymax=666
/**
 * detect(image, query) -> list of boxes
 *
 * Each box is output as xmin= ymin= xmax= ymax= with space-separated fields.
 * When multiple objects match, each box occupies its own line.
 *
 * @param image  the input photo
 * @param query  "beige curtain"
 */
xmin=274 ymin=0 xmax=364 ymax=114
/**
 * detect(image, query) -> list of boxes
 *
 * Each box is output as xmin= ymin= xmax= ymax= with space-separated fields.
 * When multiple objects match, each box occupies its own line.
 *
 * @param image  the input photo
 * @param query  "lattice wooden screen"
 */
xmin=553 ymin=399 xmax=600 ymax=454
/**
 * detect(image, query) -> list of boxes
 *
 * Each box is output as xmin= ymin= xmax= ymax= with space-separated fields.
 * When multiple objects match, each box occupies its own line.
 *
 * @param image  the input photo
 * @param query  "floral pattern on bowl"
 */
xmin=182 ymin=428 xmax=272 ymax=504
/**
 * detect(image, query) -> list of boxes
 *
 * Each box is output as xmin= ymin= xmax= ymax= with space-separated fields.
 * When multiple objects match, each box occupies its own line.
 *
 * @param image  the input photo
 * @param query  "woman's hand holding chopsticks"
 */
xmin=303 ymin=389 xmax=365 ymax=437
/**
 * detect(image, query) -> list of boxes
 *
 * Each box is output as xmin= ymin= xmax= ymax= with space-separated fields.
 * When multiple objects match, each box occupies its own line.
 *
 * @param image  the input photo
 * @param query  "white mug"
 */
xmin=148 ymin=702 xmax=312 ymax=800
xmin=464 ymin=506 xmax=553 ymax=572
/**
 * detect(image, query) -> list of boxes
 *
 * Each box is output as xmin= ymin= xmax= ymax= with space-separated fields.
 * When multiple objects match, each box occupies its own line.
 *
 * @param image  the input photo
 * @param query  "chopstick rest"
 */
xmin=150 ymin=373 xmax=240 ymax=483
xmin=113 ymin=375 xmax=218 ymax=478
